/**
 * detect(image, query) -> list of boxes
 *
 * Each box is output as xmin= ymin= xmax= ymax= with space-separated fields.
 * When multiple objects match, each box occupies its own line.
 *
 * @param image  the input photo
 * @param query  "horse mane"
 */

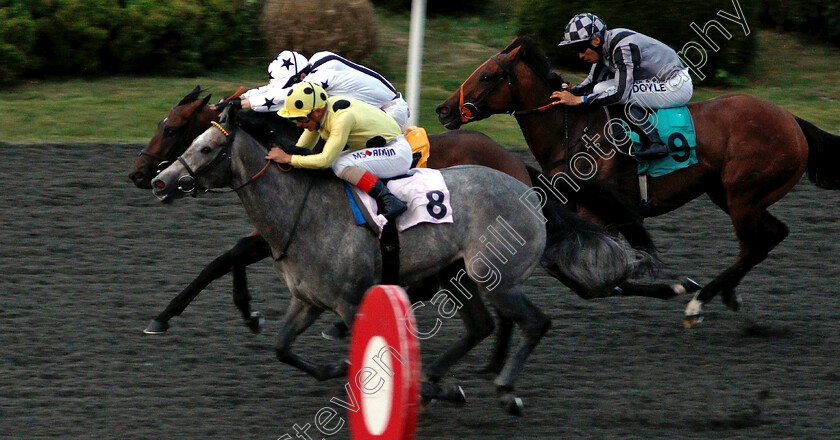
xmin=503 ymin=37 xmax=566 ymax=91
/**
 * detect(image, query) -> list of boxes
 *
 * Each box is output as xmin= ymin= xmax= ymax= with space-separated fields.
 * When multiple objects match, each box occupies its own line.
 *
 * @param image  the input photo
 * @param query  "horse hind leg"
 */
xmin=475 ymin=309 xmax=513 ymax=376
xmin=486 ymin=286 xmax=551 ymax=416
xmin=425 ymin=263 xmax=495 ymax=384
xmin=685 ymin=209 xmax=788 ymax=327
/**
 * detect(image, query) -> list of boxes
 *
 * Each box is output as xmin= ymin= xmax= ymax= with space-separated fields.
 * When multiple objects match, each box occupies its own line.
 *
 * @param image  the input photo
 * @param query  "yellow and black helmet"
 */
xmin=278 ymin=82 xmax=328 ymax=118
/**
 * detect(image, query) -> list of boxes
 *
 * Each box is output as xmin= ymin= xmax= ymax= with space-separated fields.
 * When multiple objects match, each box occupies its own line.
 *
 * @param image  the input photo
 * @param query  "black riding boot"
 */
xmin=367 ymin=179 xmax=407 ymax=220
xmin=627 ymin=105 xmax=669 ymax=159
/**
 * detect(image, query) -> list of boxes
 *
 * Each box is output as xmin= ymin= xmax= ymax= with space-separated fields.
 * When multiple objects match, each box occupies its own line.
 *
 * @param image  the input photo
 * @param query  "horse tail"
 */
xmin=525 ymin=165 xmax=656 ymax=252
xmin=539 ymin=196 xmax=656 ymax=299
xmin=797 ymin=117 xmax=840 ymax=189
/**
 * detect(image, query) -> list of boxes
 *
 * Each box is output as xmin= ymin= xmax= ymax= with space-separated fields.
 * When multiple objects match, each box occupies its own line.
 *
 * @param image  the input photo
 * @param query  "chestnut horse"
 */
xmin=129 ymin=86 xmax=681 ymax=336
xmin=436 ymin=37 xmax=840 ymax=327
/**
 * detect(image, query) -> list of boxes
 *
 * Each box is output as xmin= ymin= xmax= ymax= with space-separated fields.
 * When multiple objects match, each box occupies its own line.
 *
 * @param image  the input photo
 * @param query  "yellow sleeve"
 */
xmin=291 ymin=112 xmax=354 ymax=169
xmin=295 ymin=129 xmax=320 ymax=149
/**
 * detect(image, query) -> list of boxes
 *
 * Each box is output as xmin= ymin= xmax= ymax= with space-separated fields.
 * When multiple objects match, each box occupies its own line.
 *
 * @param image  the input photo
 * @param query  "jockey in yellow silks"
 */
xmin=265 ymin=81 xmax=412 ymax=220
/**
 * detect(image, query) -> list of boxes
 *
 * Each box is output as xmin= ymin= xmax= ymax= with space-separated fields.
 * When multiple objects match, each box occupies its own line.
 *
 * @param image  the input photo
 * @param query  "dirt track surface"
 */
xmin=2 ymin=143 xmax=839 ymax=439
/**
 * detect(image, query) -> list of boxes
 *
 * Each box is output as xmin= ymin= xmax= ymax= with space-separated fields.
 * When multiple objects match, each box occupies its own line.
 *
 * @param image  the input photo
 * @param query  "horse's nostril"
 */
xmin=153 ymin=179 xmax=166 ymax=189
xmin=436 ymin=105 xmax=449 ymax=115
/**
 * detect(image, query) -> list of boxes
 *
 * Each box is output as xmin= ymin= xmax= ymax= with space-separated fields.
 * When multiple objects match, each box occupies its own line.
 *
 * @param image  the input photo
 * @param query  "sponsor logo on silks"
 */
xmin=352 ymin=148 xmax=397 ymax=160
xmin=632 ymin=81 xmax=669 ymax=93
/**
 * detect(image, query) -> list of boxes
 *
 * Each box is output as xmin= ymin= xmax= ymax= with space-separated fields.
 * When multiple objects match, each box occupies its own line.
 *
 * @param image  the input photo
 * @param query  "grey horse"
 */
xmin=150 ymin=108 xmax=631 ymax=414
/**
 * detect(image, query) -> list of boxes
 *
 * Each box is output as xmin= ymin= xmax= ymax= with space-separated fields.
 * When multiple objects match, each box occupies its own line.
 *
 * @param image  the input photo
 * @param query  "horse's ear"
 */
xmin=218 ymin=105 xmax=236 ymax=129
xmin=199 ymin=93 xmax=212 ymax=109
xmin=178 ymin=85 xmax=203 ymax=106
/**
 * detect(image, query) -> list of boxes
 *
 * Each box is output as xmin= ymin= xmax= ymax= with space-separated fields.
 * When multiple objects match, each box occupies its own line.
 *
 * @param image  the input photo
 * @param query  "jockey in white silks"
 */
xmin=234 ymin=50 xmax=410 ymax=132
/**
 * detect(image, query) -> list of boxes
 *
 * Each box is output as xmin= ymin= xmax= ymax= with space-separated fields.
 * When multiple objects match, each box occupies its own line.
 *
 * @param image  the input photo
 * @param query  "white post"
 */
xmin=406 ymin=0 xmax=427 ymax=127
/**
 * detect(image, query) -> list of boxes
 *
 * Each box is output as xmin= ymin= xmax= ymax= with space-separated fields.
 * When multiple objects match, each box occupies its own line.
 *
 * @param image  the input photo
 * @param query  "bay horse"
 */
xmin=129 ymin=87 xmax=684 ymax=336
xmin=436 ymin=37 xmax=840 ymax=327
xmin=148 ymin=106 xmax=591 ymax=414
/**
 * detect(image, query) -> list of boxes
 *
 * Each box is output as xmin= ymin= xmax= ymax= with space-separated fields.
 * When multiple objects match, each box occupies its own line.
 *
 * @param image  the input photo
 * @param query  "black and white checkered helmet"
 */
xmin=558 ymin=13 xmax=607 ymax=46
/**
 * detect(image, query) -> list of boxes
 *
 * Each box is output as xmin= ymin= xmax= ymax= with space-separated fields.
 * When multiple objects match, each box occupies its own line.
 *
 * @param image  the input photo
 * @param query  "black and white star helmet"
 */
xmin=268 ymin=50 xmax=309 ymax=88
xmin=558 ymin=13 xmax=607 ymax=46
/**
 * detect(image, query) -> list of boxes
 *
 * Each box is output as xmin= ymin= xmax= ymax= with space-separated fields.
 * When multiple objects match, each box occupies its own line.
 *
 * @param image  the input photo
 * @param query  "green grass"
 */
xmin=0 ymin=12 xmax=838 ymax=145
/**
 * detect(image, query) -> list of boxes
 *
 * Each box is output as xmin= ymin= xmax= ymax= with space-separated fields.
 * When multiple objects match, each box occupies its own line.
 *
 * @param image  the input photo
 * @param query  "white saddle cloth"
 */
xmin=352 ymin=168 xmax=454 ymax=235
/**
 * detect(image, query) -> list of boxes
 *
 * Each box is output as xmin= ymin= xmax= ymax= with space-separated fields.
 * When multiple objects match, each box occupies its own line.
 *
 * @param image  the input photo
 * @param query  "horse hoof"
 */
xmin=446 ymin=385 xmax=467 ymax=404
xmin=144 ymin=320 xmax=169 ymax=335
xmin=674 ymin=277 xmax=701 ymax=295
xmin=245 ymin=311 xmax=264 ymax=334
xmin=321 ymin=323 xmax=349 ymax=341
xmin=683 ymin=296 xmax=705 ymax=329
xmin=683 ymin=315 xmax=704 ymax=329
xmin=421 ymin=382 xmax=466 ymax=405
xmin=319 ymin=361 xmax=349 ymax=381
xmin=499 ymin=393 xmax=524 ymax=417
xmin=722 ymin=293 xmax=742 ymax=312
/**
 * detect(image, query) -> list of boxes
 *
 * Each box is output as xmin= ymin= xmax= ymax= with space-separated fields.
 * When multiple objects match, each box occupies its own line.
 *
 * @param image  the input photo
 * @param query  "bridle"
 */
xmin=457 ymin=49 xmax=592 ymax=176
xmin=139 ymin=88 xmax=247 ymax=176
xmin=137 ymin=105 xmax=198 ymax=174
xmin=174 ymin=121 xmax=290 ymax=195
xmin=458 ymin=53 xmax=563 ymax=123
xmin=172 ymin=119 xmax=312 ymax=261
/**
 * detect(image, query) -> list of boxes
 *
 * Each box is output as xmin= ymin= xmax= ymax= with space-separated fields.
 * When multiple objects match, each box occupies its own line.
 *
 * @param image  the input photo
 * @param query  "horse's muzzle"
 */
xmin=129 ymin=169 xmax=153 ymax=189
xmin=435 ymin=104 xmax=462 ymax=130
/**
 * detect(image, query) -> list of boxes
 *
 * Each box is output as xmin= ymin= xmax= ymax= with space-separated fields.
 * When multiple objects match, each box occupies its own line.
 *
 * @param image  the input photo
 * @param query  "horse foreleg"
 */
xmin=487 ymin=287 xmax=551 ymax=417
xmin=230 ymin=235 xmax=272 ymax=333
xmin=274 ymin=297 xmax=345 ymax=381
xmin=684 ymin=210 xmax=788 ymax=328
xmin=144 ymin=234 xmax=270 ymax=335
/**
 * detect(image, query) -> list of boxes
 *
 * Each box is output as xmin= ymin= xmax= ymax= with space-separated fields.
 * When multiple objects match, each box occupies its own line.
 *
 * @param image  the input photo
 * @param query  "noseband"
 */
xmin=458 ymin=55 xmax=517 ymax=123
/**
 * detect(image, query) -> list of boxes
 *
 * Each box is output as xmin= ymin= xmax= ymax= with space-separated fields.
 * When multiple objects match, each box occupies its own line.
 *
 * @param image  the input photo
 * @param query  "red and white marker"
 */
xmin=349 ymin=285 xmax=421 ymax=440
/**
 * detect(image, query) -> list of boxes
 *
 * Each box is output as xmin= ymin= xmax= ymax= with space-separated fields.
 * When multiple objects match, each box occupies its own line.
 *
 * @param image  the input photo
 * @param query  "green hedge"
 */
xmin=0 ymin=0 xmax=263 ymax=83
xmin=0 ymin=1 xmax=36 ymax=83
xmin=758 ymin=0 xmax=840 ymax=45
xmin=516 ymin=0 xmax=759 ymax=86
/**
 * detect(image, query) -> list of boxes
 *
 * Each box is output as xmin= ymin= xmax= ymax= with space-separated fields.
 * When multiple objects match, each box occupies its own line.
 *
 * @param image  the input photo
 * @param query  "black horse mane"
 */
xmin=502 ymin=37 xmax=566 ymax=91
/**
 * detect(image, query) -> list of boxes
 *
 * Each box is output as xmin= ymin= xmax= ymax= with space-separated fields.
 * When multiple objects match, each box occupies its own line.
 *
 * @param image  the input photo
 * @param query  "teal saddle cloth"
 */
xmin=625 ymin=106 xmax=698 ymax=177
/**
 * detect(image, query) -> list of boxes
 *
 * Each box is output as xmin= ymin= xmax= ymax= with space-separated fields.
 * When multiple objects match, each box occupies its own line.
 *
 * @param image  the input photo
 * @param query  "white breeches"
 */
xmin=330 ymin=135 xmax=413 ymax=179
xmin=381 ymin=95 xmax=410 ymax=132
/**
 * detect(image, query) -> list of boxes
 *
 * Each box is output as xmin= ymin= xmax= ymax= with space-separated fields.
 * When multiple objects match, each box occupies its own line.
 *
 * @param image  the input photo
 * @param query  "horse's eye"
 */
xmin=200 ymin=146 xmax=212 ymax=154
xmin=480 ymin=74 xmax=494 ymax=82
xmin=164 ymin=126 xmax=181 ymax=137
